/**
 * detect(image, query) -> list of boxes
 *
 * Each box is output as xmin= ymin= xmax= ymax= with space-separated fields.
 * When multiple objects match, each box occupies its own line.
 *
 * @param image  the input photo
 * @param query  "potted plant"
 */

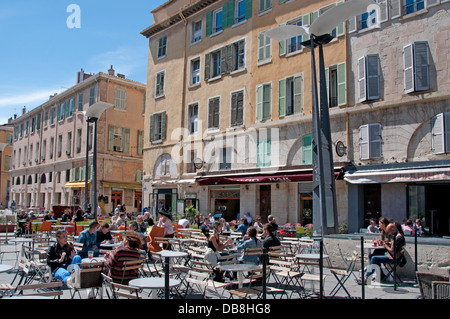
xmin=184 ymin=205 xmax=198 ymax=227
xmin=0 ymin=215 xmax=16 ymax=233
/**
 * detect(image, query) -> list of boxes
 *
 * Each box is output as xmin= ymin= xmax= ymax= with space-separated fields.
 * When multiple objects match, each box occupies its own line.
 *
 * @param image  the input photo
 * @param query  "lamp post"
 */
xmin=264 ymin=0 xmax=380 ymax=236
xmin=84 ymin=102 xmax=113 ymax=221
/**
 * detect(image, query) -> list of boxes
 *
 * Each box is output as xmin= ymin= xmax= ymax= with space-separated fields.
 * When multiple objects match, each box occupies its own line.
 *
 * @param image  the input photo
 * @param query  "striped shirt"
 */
xmin=107 ymin=246 xmax=145 ymax=284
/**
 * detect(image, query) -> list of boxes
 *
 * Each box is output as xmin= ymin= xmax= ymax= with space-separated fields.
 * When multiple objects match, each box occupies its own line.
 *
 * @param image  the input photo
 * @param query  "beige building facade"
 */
xmin=0 ymin=124 xmax=13 ymax=208
xmin=142 ymin=0 xmax=350 ymax=226
xmin=10 ymin=67 xmax=146 ymax=215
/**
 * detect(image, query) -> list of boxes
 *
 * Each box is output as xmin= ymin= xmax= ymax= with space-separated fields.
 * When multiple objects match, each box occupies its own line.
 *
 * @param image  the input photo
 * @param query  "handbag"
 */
xmin=204 ymin=248 xmax=220 ymax=267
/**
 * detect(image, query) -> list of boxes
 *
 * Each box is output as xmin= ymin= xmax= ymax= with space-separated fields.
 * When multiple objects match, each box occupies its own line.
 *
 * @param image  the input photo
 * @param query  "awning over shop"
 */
xmin=102 ymin=181 xmax=142 ymax=190
xmin=344 ymin=166 xmax=450 ymax=184
xmin=196 ymin=168 xmax=343 ymax=186
xmin=64 ymin=181 xmax=90 ymax=188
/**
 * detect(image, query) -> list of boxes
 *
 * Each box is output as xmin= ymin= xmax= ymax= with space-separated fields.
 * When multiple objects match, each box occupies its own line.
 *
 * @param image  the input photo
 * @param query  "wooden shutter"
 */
xmin=258 ymin=33 xmax=265 ymax=62
xmin=262 ymin=84 xmax=271 ymax=120
xmin=278 ymin=23 xmax=286 ymax=56
xmin=348 ymin=17 xmax=357 ymax=34
xmin=413 ymin=42 xmax=430 ymax=91
xmin=336 ymin=1 xmax=345 ymax=37
xmin=108 ymin=125 xmax=114 ymax=151
xmin=123 ymin=128 xmax=130 ymax=153
xmin=214 ymin=98 xmax=220 ymax=128
xmin=205 ymin=53 xmax=211 ymax=80
xmin=337 ymin=62 xmax=347 ymax=106
xmin=377 ymin=0 xmax=388 ymax=23
xmin=358 ymin=56 xmax=367 ymax=102
xmin=236 ymin=91 xmax=243 ymax=125
xmin=431 ymin=113 xmax=445 ymax=154
xmin=390 ymin=0 xmax=402 ymax=19
xmin=278 ymin=79 xmax=286 ymax=117
xmin=149 ymin=114 xmax=155 ymax=142
xmin=245 ymin=0 xmax=252 ymax=19
xmin=223 ymin=0 xmax=234 ymax=29
xmin=369 ymin=123 xmax=382 ymax=159
xmin=403 ymin=43 xmax=414 ymax=93
xmin=221 ymin=46 xmax=229 ymax=74
xmin=446 ymin=113 xmax=450 ymax=153
xmin=205 ymin=11 xmax=212 ymax=37
xmin=366 ymin=54 xmax=380 ymax=100
xmin=265 ymin=139 xmax=271 ymax=167
xmin=256 ymin=85 xmax=263 ymax=121
xmin=136 ymin=170 xmax=142 ymax=183
xmin=161 ymin=112 xmax=167 ymax=140
xmin=359 ymin=125 xmax=369 ymax=160
xmin=302 ymin=134 xmax=313 ymax=164
xmin=231 ymin=93 xmax=237 ymax=126
xmin=293 ymin=74 xmax=303 ymax=114
xmin=302 ymin=14 xmax=311 ymax=42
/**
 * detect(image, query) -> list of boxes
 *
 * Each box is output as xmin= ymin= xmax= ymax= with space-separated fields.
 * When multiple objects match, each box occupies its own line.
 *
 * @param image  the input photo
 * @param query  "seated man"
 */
xmin=129 ymin=221 xmax=148 ymax=252
xmin=47 ymin=229 xmax=82 ymax=285
xmin=96 ymin=222 xmax=114 ymax=247
xmin=77 ymin=221 xmax=99 ymax=258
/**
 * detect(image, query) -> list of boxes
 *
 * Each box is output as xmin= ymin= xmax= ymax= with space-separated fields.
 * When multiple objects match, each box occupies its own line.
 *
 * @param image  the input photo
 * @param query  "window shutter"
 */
xmin=369 ymin=123 xmax=382 ymax=158
xmin=108 ymin=125 xmax=114 ymax=151
xmin=377 ymin=0 xmax=388 ymax=23
xmin=302 ymin=134 xmax=313 ymax=165
xmin=208 ymin=100 xmax=214 ymax=128
xmin=265 ymin=139 xmax=271 ymax=167
xmin=223 ymin=0 xmax=234 ymax=29
xmin=258 ymin=33 xmax=265 ymax=62
xmin=348 ymin=17 xmax=357 ymax=34
xmin=431 ymin=113 xmax=445 ymax=154
xmin=293 ymin=74 xmax=303 ymax=114
xmin=214 ymin=98 xmax=220 ymax=128
xmin=337 ymin=62 xmax=347 ymax=106
xmin=149 ymin=114 xmax=155 ymax=142
xmin=123 ymin=128 xmax=130 ymax=153
xmin=390 ymin=0 xmax=401 ymax=19
xmin=245 ymin=0 xmax=252 ymax=19
xmin=413 ymin=42 xmax=430 ymax=91
xmin=161 ymin=112 xmax=167 ymax=140
xmin=206 ymin=11 xmax=212 ymax=37
xmin=221 ymin=46 xmax=229 ymax=74
xmin=236 ymin=91 xmax=244 ymax=125
xmin=256 ymin=85 xmax=263 ymax=121
xmin=403 ymin=43 xmax=414 ymax=93
xmin=278 ymin=79 xmax=286 ymax=117
xmin=445 ymin=113 xmax=450 ymax=153
xmin=205 ymin=53 xmax=211 ymax=80
xmin=366 ymin=54 xmax=380 ymax=100
xmin=325 ymin=67 xmax=330 ymax=106
xmin=358 ymin=56 xmax=367 ymax=102
xmin=136 ymin=170 xmax=142 ymax=183
xmin=279 ymin=23 xmax=286 ymax=56
xmin=257 ymin=141 xmax=262 ymax=167
xmin=231 ymin=93 xmax=238 ymax=126
xmin=302 ymin=14 xmax=311 ymax=41
xmin=336 ymin=1 xmax=345 ymax=37
xmin=359 ymin=125 xmax=369 ymax=160
xmin=262 ymin=84 xmax=271 ymax=120
xmin=311 ymin=10 xmax=319 ymax=24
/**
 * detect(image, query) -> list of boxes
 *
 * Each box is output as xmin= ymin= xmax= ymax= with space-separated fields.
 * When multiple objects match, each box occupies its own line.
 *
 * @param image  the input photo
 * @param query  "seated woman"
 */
xmin=237 ymin=226 xmax=262 ymax=264
xmin=105 ymin=230 xmax=146 ymax=284
xmin=208 ymin=221 xmax=233 ymax=282
xmin=46 ymin=229 xmax=82 ymax=286
xmin=361 ymin=222 xmax=405 ymax=284
xmin=235 ymin=217 xmax=249 ymax=238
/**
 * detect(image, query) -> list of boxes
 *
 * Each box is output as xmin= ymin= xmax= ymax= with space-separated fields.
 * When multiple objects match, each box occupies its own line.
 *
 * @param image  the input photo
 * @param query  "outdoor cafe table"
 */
xmin=8 ymin=238 xmax=33 ymax=267
xmin=81 ymin=256 xmax=106 ymax=263
xmin=0 ymin=264 xmax=13 ymax=273
xmin=219 ymin=263 xmax=261 ymax=288
xmin=129 ymin=277 xmax=181 ymax=299
xmin=154 ymin=250 xmax=188 ymax=298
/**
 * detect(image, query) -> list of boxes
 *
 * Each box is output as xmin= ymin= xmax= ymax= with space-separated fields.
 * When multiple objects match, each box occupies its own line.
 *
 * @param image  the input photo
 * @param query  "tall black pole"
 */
xmin=84 ymin=120 xmax=90 ymax=213
xmin=92 ymin=118 xmax=98 ymax=222
xmin=361 ymin=236 xmax=365 ymax=299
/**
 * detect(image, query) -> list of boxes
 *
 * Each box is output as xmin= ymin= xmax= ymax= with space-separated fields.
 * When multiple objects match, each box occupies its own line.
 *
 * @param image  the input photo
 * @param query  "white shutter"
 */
xmin=445 ymin=113 xmax=450 ymax=153
xmin=377 ymin=0 xmax=388 ymax=23
xmin=413 ymin=42 xmax=430 ymax=91
xmin=293 ymin=74 xmax=303 ymax=114
xmin=348 ymin=17 xmax=357 ymax=34
xmin=302 ymin=14 xmax=311 ymax=41
xmin=359 ymin=125 xmax=369 ymax=160
xmin=366 ymin=54 xmax=380 ymax=100
xmin=369 ymin=123 xmax=382 ymax=159
xmin=403 ymin=43 xmax=414 ymax=93
xmin=390 ymin=0 xmax=402 ymax=19
xmin=256 ymin=85 xmax=263 ymax=121
xmin=337 ymin=62 xmax=347 ymax=106
xmin=358 ymin=56 xmax=367 ymax=102
xmin=431 ymin=113 xmax=445 ymax=154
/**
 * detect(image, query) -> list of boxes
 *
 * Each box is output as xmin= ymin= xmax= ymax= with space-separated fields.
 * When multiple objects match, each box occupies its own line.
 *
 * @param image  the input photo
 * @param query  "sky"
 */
xmin=0 ymin=0 xmax=167 ymax=125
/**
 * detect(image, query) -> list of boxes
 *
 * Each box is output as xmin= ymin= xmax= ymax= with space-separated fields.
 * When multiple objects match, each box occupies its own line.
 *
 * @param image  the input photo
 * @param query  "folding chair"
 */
xmin=147 ymin=225 xmax=165 ymax=252
xmin=12 ymin=281 xmax=64 ymax=298
xmin=432 ymin=281 xmax=450 ymax=299
xmin=269 ymin=257 xmax=304 ymax=298
xmin=416 ymin=272 xmax=449 ymax=299
xmin=68 ymin=261 xmax=106 ymax=299
xmin=110 ymin=282 xmax=142 ymax=299
xmin=184 ymin=260 xmax=229 ymax=299
xmin=329 ymin=251 xmax=358 ymax=297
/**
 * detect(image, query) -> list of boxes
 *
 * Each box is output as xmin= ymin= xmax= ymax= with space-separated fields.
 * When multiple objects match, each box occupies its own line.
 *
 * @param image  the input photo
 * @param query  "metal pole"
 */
xmin=360 ymin=236 xmax=365 ymax=299
xmin=393 ymin=237 xmax=397 ymax=291
xmin=92 ymin=118 xmax=98 ymax=222
xmin=84 ymin=120 xmax=90 ymax=213
xmin=319 ymin=240 xmax=323 ymax=299
xmin=262 ymin=247 xmax=267 ymax=299
xmin=165 ymin=256 xmax=170 ymax=299
xmin=414 ymin=227 xmax=418 ymax=282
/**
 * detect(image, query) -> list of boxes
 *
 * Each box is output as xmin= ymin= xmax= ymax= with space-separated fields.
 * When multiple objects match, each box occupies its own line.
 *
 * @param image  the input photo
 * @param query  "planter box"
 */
xmin=0 ymin=224 xmax=16 ymax=233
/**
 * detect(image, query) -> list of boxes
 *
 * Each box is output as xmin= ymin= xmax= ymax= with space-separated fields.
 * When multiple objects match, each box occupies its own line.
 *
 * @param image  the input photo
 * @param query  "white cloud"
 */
xmin=0 ymin=89 xmax=62 ymax=109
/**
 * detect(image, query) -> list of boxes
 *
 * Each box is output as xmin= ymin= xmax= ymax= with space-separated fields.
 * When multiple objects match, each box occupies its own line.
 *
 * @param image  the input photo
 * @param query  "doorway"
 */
xmin=363 ymin=184 xmax=381 ymax=228
xmin=260 ymin=185 xmax=271 ymax=222
xmin=111 ymin=191 xmax=122 ymax=211
xmin=299 ymin=193 xmax=313 ymax=226
xmin=134 ymin=191 xmax=142 ymax=213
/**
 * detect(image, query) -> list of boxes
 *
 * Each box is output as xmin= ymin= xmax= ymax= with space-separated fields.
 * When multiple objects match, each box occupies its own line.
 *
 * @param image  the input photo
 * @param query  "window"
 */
xmin=57 ymin=135 xmax=63 ymax=158
xmin=220 ymin=147 xmax=232 ymax=170
xmin=31 ymin=117 xmax=35 ymax=134
xmin=36 ymin=113 xmax=41 ymax=131
xmin=35 ymin=142 xmax=39 ymax=162
xmin=358 ymin=55 xmax=380 ymax=102
xmin=403 ymin=42 xmax=429 ymax=93
xmin=208 ymin=97 xmax=220 ymax=130
xmin=431 ymin=113 xmax=450 ymax=154
xmin=157 ymin=35 xmax=167 ymax=59
xmin=325 ymin=62 xmax=346 ymax=107
xmin=279 ymin=74 xmax=303 ymax=117
xmin=231 ymin=39 xmax=245 ymax=71
xmin=49 ymin=107 xmax=56 ymax=125
xmin=359 ymin=123 xmax=382 ymax=160
xmin=191 ymin=20 xmax=202 ymax=43
xmin=150 ymin=112 xmax=167 ymax=142
xmin=212 ymin=50 xmax=221 ymax=78
xmin=137 ymin=130 xmax=144 ymax=156
xmin=155 ymin=71 xmax=165 ymax=98
xmin=312 ymin=2 xmax=345 ymax=38
xmin=76 ymin=129 xmax=82 ymax=153
xmin=190 ymin=58 xmax=201 ymax=86
xmin=69 ymin=98 xmax=75 ymax=117
xmin=259 ymin=0 xmax=272 ymax=14
xmin=235 ymin=0 xmax=246 ymax=24
xmin=49 ymin=137 xmax=54 ymax=159
xmin=230 ymin=90 xmax=244 ymax=127
xmin=186 ymin=150 xmax=197 ymax=173
xmin=212 ymin=8 xmax=223 ymax=34
xmin=115 ymin=89 xmax=126 ymax=110
xmin=287 ymin=19 xmax=304 ymax=54
xmin=302 ymin=134 xmax=313 ymax=165
xmin=205 ymin=40 xmax=246 ymax=80
xmin=359 ymin=9 xmax=377 ymax=30
xmin=257 ymin=32 xmax=272 ymax=63
xmin=78 ymin=92 xmax=84 ymax=111
xmin=257 ymin=139 xmax=271 ymax=168
xmin=159 ymin=154 xmax=171 ymax=176
xmin=29 ymin=144 xmax=33 ymax=163
xmin=58 ymin=102 xmax=65 ymax=121
xmin=404 ymin=0 xmax=425 ymax=15
xmin=42 ymin=140 xmax=46 ymax=161
xmin=66 ymin=132 xmax=72 ymax=156
xmin=108 ymin=125 xmax=130 ymax=153
xmin=256 ymin=83 xmax=271 ymax=121
xmin=188 ymin=103 xmax=199 ymax=135
xmin=89 ymin=86 xmax=95 ymax=106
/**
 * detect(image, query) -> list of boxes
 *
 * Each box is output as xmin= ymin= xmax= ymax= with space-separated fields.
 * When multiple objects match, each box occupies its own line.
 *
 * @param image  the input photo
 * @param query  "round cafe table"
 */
xmin=129 ymin=277 xmax=181 ymax=299
xmin=0 ymin=264 xmax=13 ymax=273
xmin=81 ymin=257 xmax=106 ymax=263
xmin=219 ymin=263 xmax=261 ymax=288
xmin=154 ymin=250 xmax=188 ymax=299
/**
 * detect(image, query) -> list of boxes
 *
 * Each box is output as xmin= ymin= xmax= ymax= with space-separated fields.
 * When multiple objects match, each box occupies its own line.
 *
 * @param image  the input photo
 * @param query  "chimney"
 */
xmin=77 ymin=68 xmax=85 ymax=84
xmin=22 ymin=106 xmax=26 ymax=115
xmin=108 ymin=65 xmax=115 ymax=76
xmin=117 ymin=73 xmax=125 ymax=79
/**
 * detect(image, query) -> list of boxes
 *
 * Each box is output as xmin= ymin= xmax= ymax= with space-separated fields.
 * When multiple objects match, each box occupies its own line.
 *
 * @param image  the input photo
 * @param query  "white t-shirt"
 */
xmin=178 ymin=218 xmax=190 ymax=228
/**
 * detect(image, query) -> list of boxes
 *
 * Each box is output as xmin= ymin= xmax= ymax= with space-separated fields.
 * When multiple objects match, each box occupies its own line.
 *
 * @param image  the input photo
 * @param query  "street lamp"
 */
xmin=84 ymin=101 xmax=113 ymax=221
xmin=263 ymin=0 xmax=379 ymax=236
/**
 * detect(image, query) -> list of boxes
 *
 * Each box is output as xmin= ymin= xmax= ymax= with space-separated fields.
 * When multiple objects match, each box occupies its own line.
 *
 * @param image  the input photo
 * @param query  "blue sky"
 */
xmin=0 ymin=0 xmax=166 ymax=125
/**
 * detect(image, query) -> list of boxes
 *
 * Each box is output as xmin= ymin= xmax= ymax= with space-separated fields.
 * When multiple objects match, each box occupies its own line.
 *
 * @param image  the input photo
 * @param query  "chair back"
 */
xmin=75 ymin=262 xmax=106 ymax=289
xmin=416 ymin=272 xmax=449 ymax=299
xmin=16 ymin=281 xmax=63 ymax=298
xmin=172 ymin=223 xmax=183 ymax=238
xmin=148 ymin=226 xmax=165 ymax=252
xmin=41 ymin=220 xmax=52 ymax=232
xmin=110 ymin=282 xmax=142 ymax=299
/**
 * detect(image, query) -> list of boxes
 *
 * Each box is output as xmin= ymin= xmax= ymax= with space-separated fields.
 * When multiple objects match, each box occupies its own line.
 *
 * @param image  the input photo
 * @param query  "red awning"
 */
xmin=196 ymin=169 xmax=342 ymax=185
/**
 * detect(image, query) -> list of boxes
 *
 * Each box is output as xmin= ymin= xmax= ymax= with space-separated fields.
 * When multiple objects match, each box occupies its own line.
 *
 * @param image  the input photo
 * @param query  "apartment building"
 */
xmin=342 ymin=0 xmax=450 ymax=235
xmin=141 ymin=0 xmax=350 ymax=226
xmin=0 ymin=124 xmax=13 ymax=208
xmin=10 ymin=67 xmax=146 ymax=214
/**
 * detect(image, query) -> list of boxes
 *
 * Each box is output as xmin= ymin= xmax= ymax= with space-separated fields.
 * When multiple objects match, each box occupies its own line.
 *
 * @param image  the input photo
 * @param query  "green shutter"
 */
xmin=337 ymin=62 xmax=347 ymax=106
xmin=265 ymin=139 xmax=271 ymax=167
xmin=302 ymin=14 xmax=310 ymax=42
xmin=311 ymin=10 xmax=319 ymax=24
xmin=262 ymin=84 xmax=271 ymax=120
xmin=336 ymin=1 xmax=345 ymax=37
xmin=123 ymin=128 xmax=130 ymax=153
xmin=206 ymin=11 xmax=212 ymax=37
xmin=205 ymin=53 xmax=211 ymax=80
xmin=223 ymin=0 xmax=234 ymax=29
xmin=149 ymin=114 xmax=155 ymax=142
xmin=161 ymin=112 xmax=167 ymax=140
xmin=278 ymin=79 xmax=286 ymax=117
xmin=256 ymin=85 xmax=263 ymax=121
xmin=325 ymin=67 xmax=330 ymax=106
xmin=302 ymin=134 xmax=313 ymax=164
xmin=108 ymin=125 xmax=114 ymax=151
xmin=245 ymin=0 xmax=252 ymax=19
xmin=293 ymin=74 xmax=303 ymax=114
